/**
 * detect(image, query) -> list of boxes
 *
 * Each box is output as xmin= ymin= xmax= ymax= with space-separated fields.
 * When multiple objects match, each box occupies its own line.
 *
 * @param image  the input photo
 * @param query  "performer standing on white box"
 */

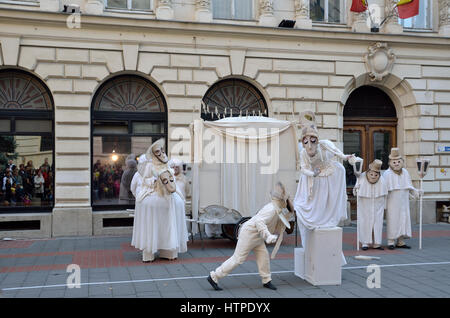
xmin=207 ymin=182 xmax=294 ymax=291
xmin=384 ymin=148 xmax=421 ymax=250
xmin=353 ymin=159 xmax=388 ymax=250
xmin=293 ymin=111 xmax=354 ymax=265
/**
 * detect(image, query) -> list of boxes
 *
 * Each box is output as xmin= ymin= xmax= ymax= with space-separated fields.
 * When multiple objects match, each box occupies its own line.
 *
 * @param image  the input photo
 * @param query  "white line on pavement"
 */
xmin=2 ymin=261 xmax=450 ymax=292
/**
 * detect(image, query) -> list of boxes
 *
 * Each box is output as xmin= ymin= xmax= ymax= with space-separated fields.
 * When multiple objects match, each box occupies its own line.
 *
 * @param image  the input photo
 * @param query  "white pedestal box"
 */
xmin=304 ymin=227 xmax=342 ymax=286
xmin=294 ymin=248 xmax=305 ymax=279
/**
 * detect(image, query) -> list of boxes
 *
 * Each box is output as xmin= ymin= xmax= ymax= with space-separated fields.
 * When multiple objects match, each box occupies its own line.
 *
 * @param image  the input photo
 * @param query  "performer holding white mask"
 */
xmin=131 ymin=139 xmax=188 ymax=262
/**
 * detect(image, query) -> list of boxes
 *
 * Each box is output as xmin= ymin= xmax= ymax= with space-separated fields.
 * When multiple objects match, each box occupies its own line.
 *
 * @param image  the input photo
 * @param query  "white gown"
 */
xmin=294 ymin=140 xmax=348 ymax=229
xmin=354 ymin=173 xmax=388 ymax=246
xmin=132 ymin=190 xmax=188 ymax=258
xmin=293 ymin=140 xmax=348 ymax=265
xmin=383 ymin=168 xmax=418 ymax=241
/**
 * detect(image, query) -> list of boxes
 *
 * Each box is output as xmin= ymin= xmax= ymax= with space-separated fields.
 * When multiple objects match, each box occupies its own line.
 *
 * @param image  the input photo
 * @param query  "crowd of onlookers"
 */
xmin=1 ymin=158 xmax=54 ymax=206
xmin=92 ymin=159 xmax=124 ymax=202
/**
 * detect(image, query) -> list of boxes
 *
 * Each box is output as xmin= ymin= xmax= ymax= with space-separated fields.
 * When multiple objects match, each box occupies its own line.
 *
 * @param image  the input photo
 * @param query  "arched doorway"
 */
xmin=343 ymin=85 xmax=397 ymax=198
xmin=91 ymin=74 xmax=167 ymax=210
xmin=201 ymin=78 xmax=267 ymax=121
xmin=0 ymin=69 xmax=54 ymax=211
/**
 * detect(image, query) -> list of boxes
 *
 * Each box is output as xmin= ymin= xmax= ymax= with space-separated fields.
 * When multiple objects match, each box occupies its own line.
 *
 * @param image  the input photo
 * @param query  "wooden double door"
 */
xmin=343 ymin=118 xmax=397 ymax=188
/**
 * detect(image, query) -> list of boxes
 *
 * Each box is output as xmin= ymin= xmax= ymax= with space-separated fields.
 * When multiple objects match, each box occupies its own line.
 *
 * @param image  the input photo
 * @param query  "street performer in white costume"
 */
xmin=131 ymin=139 xmax=188 ymax=262
xmin=168 ymin=158 xmax=190 ymax=200
xmin=384 ymin=148 xmax=421 ymax=250
xmin=293 ymin=111 xmax=353 ymax=264
xmin=207 ymin=182 xmax=294 ymax=291
xmin=353 ymin=159 xmax=388 ymax=250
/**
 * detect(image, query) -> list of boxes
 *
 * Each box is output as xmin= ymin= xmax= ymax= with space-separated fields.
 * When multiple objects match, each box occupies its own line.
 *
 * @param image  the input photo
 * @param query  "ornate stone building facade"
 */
xmin=0 ymin=0 xmax=449 ymax=238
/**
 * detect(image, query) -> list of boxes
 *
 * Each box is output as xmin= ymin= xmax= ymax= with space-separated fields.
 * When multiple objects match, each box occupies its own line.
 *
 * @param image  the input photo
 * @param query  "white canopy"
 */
xmin=190 ymin=116 xmax=299 ymax=233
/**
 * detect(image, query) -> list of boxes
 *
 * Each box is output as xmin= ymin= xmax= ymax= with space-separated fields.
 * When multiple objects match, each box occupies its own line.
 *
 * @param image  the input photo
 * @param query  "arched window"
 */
xmin=201 ymin=78 xmax=267 ymax=121
xmin=343 ymin=85 xmax=397 ymax=188
xmin=0 ymin=69 xmax=54 ymax=211
xmin=91 ymin=74 xmax=167 ymax=210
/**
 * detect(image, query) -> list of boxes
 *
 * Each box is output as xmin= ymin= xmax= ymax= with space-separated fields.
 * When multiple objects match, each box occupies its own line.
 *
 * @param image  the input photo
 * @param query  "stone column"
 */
xmin=383 ymin=0 xmax=403 ymax=34
xmin=40 ymin=0 xmax=60 ymax=12
xmin=156 ymin=0 xmax=174 ymax=20
xmin=195 ymin=0 xmax=213 ymax=23
xmin=85 ymin=0 xmax=104 ymax=15
xmin=439 ymin=0 xmax=450 ymax=36
xmin=258 ymin=0 xmax=277 ymax=27
xmin=294 ymin=0 xmax=312 ymax=29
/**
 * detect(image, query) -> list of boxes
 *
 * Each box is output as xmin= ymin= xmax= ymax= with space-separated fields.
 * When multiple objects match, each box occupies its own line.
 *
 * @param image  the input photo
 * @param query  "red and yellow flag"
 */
xmin=350 ymin=0 xmax=367 ymax=13
xmin=397 ymin=0 xmax=420 ymax=19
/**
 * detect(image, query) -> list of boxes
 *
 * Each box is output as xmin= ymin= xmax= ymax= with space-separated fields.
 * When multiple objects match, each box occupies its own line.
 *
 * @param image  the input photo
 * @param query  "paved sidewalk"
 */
xmin=1 ymin=223 xmax=450 ymax=298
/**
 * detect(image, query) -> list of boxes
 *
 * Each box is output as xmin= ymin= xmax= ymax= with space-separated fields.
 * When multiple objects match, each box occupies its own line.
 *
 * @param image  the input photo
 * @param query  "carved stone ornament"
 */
xmin=439 ymin=0 xmax=450 ymax=27
xmin=294 ymin=0 xmax=309 ymax=18
xmin=364 ymin=42 xmax=396 ymax=81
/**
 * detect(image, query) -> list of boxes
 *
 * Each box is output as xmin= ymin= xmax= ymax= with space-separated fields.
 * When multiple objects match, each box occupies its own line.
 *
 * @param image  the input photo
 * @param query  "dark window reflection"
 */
xmin=1 ymin=135 xmax=54 ymax=208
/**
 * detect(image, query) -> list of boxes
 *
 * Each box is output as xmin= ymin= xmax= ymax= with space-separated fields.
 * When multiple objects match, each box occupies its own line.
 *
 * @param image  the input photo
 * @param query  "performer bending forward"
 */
xmin=207 ymin=182 xmax=294 ymax=291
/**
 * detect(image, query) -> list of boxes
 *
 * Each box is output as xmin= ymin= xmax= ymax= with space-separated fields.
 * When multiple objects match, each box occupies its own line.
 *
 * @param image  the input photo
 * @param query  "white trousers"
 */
xmin=210 ymin=227 xmax=271 ymax=284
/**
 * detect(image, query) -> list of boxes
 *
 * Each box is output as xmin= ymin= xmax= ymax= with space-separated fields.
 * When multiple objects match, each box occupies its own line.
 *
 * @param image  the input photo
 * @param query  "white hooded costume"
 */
xmin=131 ymin=139 xmax=188 ymax=261
xmin=132 ymin=165 xmax=188 ymax=261
xmin=209 ymin=183 xmax=293 ymax=286
xmin=354 ymin=170 xmax=388 ymax=247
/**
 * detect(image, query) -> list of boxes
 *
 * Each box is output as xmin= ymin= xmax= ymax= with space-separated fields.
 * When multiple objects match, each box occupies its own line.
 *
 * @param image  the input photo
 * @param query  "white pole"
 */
xmin=356 ymin=203 xmax=359 ymax=251
xmin=419 ymin=177 xmax=423 ymax=250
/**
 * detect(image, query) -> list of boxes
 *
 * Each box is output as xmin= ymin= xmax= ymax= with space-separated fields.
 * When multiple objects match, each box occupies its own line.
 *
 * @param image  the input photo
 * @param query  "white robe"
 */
xmin=294 ymin=140 xmax=348 ymax=230
xmin=132 ymin=190 xmax=188 ymax=258
xmin=294 ymin=140 xmax=348 ymax=265
xmin=354 ymin=173 xmax=388 ymax=245
xmin=383 ymin=168 xmax=418 ymax=241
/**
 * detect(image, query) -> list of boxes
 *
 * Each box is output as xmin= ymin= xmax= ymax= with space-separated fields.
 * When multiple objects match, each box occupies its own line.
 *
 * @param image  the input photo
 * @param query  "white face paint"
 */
xmin=366 ymin=170 xmax=380 ymax=184
xmin=160 ymin=171 xmax=176 ymax=193
xmin=389 ymin=158 xmax=403 ymax=173
xmin=152 ymin=145 xmax=168 ymax=164
xmin=302 ymin=136 xmax=318 ymax=157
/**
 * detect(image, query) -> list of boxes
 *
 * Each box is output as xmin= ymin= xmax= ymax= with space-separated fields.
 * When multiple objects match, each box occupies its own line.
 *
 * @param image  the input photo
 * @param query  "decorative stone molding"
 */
xmin=40 ymin=0 xmax=60 ymax=12
xmin=258 ymin=0 xmax=277 ymax=27
xmin=85 ymin=0 xmax=104 ymax=15
xmin=364 ymin=42 xmax=396 ymax=81
xmin=383 ymin=0 xmax=403 ymax=34
xmin=294 ymin=0 xmax=312 ymax=29
xmin=439 ymin=0 xmax=450 ymax=36
xmin=352 ymin=10 xmax=370 ymax=32
xmin=156 ymin=0 xmax=174 ymax=20
xmin=195 ymin=0 xmax=212 ymax=22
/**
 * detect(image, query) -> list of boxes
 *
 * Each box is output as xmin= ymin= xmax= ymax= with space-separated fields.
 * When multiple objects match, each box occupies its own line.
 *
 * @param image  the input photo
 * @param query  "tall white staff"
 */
xmin=416 ymin=158 xmax=430 ymax=250
xmin=349 ymin=155 xmax=364 ymax=250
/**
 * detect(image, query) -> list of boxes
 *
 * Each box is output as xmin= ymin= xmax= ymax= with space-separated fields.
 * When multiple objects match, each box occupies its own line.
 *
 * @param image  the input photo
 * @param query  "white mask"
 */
xmin=160 ymin=171 xmax=176 ymax=194
xmin=366 ymin=170 xmax=380 ymax=184
xmin=389 ymin=158 xmax=403 ymax=174
xmin=302 ymin=135 xmax=318 ymax=157
xmin=152 ymin=145 xmax=168 ymax=164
